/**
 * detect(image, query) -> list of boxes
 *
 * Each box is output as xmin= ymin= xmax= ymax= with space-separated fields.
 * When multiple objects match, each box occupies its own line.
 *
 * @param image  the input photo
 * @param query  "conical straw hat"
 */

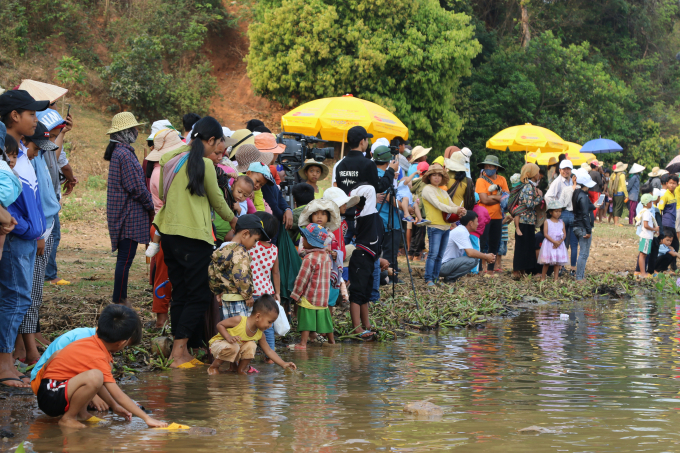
xmin=18 ymin=80 xmax=68 ymax=103
xmin=106 ymin=112 xmax=146 ymax=135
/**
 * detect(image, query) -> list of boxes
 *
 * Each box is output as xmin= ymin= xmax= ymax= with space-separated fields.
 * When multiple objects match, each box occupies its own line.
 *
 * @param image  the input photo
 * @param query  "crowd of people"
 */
xmin=0 ymin=86 xmax=677 ymax=429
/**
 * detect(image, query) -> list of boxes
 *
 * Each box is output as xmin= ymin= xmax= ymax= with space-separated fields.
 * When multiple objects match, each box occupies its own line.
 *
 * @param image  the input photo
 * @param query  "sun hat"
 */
xmin=0 ymin=90 xmax=50 ymax=116
xmin=36 ymin=108 xmax=66 ymax=132
xmin=247 ymin=162 xmax=276 ymax=186
xmin=106 ymin=112 xmax=145 ymax=135
xmin=575 ymin=171 xmax=596 ymax=188
xmin=343 ymin=244 xmax=355 ymax=267
xmin=559 ymin=159 xmax=573 ymax=170
xmin=18 ymin=80 xmax=67 ymax=103
xmin=477 ymin=154 xmax=505 ymax=171
xmin=298 ymin=199 xmax=341 ymax=233
xmin=649 ymin=167 xmax=667 ymax=177
xmin=147 ymin=120 xmax=175 ymax=141
xmin=298 ymin=159 xmax=330 ymax=180
xmin=236 ymin=214 xmax=270 ymax=241
xmin=422 ymin=167 xmax=449 ymax=186
xmin=613 ymin=161 xmax=628 ymax=172
xmin=417 ymin=161 xmax=430 ymax=175
xmin=432 ymin=156 xmax=445 ymax=167
xmin=255 ymin=133 xmax=286 ymax=154
xmin=587 ymin=157 xmax=600 ymax=166
xmin=444 ymin=146 xmax=460 ymax=159
xmin=580 ymin=162 xmax=590 ymax=171
xmin=371 ymin=138 xmax=390 ymax=155
xmin=444 ymin=152 xmax=466 ymax=172
xmin=300 ymin=223 xmax=330 ymax=249
xmin=235 ymin=144 xmax=273 ymax=172
xmin=372 ymin=146 xmax=393 ymax=163
xmin=629 ymin=163 xmax=645 ymax=174
xmin=146 ymin=129 xmax=186 ymax=162
xmin=323 ymin=187 xmax=359 ymax=209
xmin=641 ymin=193 xmax=655 ymax=205
xmin=24 ymin=121 xmax=58 ymax=152
xmin=228 ymin=129 xmax=255 ymax=158
xmin=546 ymin=200 xmax=564 ymax=211
xmin=409 ymin=145 xmax=431 ymax=162
xmin=460 ymin=147 xmax=472 ymax=162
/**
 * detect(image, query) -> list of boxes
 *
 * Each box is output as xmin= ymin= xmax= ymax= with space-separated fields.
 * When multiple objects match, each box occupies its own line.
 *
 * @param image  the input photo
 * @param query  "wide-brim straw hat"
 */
xmin=323 ymin=187 xmax=359 ymax=209
xmin=613 ymin=161 xmax=628 ymax=172
xmin=629 ymin=163 xmax=645 ymax=174
xmin=422 ymin=167 xmax=450 ymax=186
xmin=445 ymin=152 xmax=467 ymax=172
xmin=234 ymin=144 xmax=273 ymax=172
xmin=298 ymin=199 xmax=341 ymax=233
xmin=146 ymin=129 xmax=186 ymax=162
xmin=477 ymin=154 xmax=505 ymax=171
xmin=255 ymin=133 xmax=286 ymax=154
xmin=18 ymin=79 xmax=68 ymax=103
xmin=298 ymin=159 xmax=330 ymax=181
xmin=649 ymin=166 xmax=667 ymax=177
xmin=409 ymin=145 xmax=431 ymax=162
xmin=228 ymin=129 xmax=256 ymax=158
xmin=106 ymin=112 xmax=146 ymax=135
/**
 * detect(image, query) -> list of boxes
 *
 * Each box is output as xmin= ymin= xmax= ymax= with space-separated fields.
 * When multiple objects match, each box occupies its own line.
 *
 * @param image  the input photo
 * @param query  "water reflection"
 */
xmin=18 ymin=297 xmax=680 ymax=452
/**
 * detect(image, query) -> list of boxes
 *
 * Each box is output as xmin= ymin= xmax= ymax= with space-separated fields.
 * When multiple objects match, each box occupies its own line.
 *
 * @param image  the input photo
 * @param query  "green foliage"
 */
xmin=55 ymin=56 xmax=86 ymax=87
xmin=85 ymin=175 xmax=107 ymax=191
xmin=629 ymin=120 xmax=680 ymax=170
xmin=247 ymin=0 xmax=481 ymax=150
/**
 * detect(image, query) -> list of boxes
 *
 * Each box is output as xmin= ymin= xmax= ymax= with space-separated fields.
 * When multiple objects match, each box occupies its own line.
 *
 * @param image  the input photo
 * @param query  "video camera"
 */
xmin=276 ymin=132 xmax=334 ymax=171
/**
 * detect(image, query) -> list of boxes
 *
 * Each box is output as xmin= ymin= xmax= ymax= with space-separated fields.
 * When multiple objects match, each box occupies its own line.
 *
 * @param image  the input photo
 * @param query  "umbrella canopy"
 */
xmin=526 ymin=150 xmax=596 ymax=166
xmin=486 ymin=123 xmax=568 ymax=153
xmin=281 ymin=95 xmax=408 ymax=143
xmin=18 ymin=80 xmax=68 ymax=103
xmin=580 ymin=138 xmax=623 ymax=154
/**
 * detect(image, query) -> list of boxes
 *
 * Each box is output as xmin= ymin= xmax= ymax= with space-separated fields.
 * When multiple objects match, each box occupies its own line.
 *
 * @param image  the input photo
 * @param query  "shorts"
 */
xmin=639 ymin=238 xmax=653 ymax=254
xmin=37 ymin=378 xmax=70 ymax=417
xmin=613 ymin=195 xmax=626 ymax=217
xmin=297 ymin=306 xmax=334 ymax=333
xmin=348 ymin=249 xmax=376 ymax=305
xmin=209 ymin=339 xmax=257 ymax=363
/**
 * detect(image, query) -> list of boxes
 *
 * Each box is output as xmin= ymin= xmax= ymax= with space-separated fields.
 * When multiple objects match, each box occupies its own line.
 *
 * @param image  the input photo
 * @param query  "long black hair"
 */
xmin=186 ymin=116 xmax=223 ymax=197
xmin=449 ymin=171 xmax=476 ymax=211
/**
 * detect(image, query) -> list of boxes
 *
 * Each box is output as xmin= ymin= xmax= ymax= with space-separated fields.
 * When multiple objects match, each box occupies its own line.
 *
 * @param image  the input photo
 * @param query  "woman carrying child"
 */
xmin=511 ymin=163 xmax=544 ymax=278
xmin=538 ymin=200 xmax=568 ymax=281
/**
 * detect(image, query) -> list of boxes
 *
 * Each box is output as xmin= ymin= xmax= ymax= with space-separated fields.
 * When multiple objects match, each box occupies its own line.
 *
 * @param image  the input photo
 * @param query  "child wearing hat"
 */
xmin=299 ymin=159 xmax=329 ymax=199
xmin=290 ymin=223 xmax=335 ymax=349
xmin=637 ymin=193 xmax=659 ymax=278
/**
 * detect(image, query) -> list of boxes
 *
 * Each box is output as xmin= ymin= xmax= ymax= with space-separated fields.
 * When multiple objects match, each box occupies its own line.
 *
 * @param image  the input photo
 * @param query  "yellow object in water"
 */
xmin=156 ymin=422 xmax=190 ymax=430
xmin=189 ymin=358 xmax=204 ymax=366
xmin=85 ymin=416 xmax=105 ymax=423
xmin=177 ymin=362 xmax=195 ymax=369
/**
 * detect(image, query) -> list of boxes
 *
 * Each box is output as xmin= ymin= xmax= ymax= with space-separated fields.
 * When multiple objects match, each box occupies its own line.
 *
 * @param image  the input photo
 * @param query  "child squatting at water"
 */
xmin=208 ymin=295 xmax=296 ymax=375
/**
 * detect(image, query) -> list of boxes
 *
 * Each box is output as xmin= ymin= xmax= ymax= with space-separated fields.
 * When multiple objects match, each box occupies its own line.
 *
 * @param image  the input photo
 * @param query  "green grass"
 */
xmin=60 ymin=186 xmax=107 ymax=222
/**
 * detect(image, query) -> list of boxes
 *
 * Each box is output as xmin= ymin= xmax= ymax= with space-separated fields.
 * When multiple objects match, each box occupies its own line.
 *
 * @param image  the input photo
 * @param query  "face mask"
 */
xmin=484 ymin=169 xmax=496 ymax=177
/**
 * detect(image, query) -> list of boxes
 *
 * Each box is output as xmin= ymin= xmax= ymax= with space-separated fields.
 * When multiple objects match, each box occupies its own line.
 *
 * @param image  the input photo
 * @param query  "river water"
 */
xmin=19 ymin=296 xmax=680 ymax=452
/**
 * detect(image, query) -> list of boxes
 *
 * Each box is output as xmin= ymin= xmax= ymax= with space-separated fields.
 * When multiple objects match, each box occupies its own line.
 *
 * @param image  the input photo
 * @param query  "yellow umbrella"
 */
xmin=526 ymin=148 xmax=597 ymax=166
xmin=486 ymin=123 xmax=568 ymax=152
xmin=281 ymin=95 xmax=408 ymax=156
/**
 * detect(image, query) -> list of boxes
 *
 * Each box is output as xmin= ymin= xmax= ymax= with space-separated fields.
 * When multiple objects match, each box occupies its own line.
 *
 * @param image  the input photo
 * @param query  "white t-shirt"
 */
xmin=442 ymin=225 xmax=473 ymax=263
xmin=639 ymin=209 xmax=655 ymax=240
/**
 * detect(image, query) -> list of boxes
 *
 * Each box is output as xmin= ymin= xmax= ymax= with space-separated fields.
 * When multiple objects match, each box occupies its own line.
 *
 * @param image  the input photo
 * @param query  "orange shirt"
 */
xmin=41 ymin=335 xmax=115 ymax=385
xmin=269 ymin=165 xmax=281 ymax=185
xmin=475 ymin=175 xmax=509 ymax=220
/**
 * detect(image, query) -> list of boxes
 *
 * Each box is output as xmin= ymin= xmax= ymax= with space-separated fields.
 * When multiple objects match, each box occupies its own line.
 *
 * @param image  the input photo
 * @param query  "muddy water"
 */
xmin=19 ymin=297 xmax=680 ymax=452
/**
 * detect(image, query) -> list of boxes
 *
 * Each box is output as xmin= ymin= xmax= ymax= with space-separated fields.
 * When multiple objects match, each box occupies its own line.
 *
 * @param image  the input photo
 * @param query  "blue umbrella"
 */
xmin=581 ymin=137 xmax=623 ymax=154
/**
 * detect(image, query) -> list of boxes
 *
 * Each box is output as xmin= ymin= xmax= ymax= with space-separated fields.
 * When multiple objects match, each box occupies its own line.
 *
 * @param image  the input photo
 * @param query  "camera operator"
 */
xmin=335 ymin=126 xmax=399 ymax=243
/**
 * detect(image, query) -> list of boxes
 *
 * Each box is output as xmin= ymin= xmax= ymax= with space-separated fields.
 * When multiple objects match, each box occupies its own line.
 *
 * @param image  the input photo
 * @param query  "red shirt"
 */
xmin=291 ymin=249 xmax=331 ymax=307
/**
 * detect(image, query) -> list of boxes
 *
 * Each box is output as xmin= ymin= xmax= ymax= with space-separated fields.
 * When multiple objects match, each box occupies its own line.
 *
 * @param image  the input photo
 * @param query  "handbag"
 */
xmin=443 ymin=180 xmax=461 ymax=223
xmin=273 ymin=300 xmax=290 ymax=336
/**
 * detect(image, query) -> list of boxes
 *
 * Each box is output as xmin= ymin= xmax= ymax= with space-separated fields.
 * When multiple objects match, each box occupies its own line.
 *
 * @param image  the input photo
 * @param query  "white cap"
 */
xmin=147 ymin=120 xmax=174 ymax=141
xmin=323 ymin=187 xmax=359 ymax=209
xmin=371 ymin=137 xmax=390 ymax=155
xmin=576 ymin=171 xmax=596 ymax=188
xmin=222 ymin=127 xmax=234 ymax=138
xmin=559 ymin=159 xmax=573 ymax=169
xmin=652 ymin=188 xmax=662 ymax=199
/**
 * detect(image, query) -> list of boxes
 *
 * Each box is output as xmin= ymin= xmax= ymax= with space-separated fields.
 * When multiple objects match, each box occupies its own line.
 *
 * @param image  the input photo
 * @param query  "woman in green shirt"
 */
xmin=153 ymin=117 xmax=236 ymax=368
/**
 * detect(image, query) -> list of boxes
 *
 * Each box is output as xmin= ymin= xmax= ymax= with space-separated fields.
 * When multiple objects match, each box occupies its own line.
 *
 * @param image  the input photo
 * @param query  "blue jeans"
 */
xmin=263 ymin=326 xmax=275 ymax=352
xmin=370 ymin=257 xmax=380 ymax=302
xmin=573 ymin=227 xmax=592 ymax=280
xmin=113 ymin=238 xmax=138 ymax=303
xmin=0 ymin=236 xmax=37 ymax=353
xmin=560 ymin=210 xmax=579 ymax=267
xmin=425 ymin=227 xmax=450 ymax=282
xmin=45 ymin=213 xmax=60 ymax=281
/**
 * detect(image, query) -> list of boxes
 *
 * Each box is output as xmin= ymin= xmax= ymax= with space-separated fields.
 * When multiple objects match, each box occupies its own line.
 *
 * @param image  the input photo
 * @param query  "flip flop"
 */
xmin=0 ymin=377 xmax=30 ymax=388
xmin=247 ymin=366 xmax=259 ymax=373
xmin=293 ymin=344 xmax=307 ymax=350
xmin=359 ymin=330 xmax=375 ymax=339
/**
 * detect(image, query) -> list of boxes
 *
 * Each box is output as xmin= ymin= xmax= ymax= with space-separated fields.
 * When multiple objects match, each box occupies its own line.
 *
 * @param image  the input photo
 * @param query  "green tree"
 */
xmin=246 ymin=0 xmax=481 ymax=150
xmin=629 ymin=120 xmax=679 ymax=170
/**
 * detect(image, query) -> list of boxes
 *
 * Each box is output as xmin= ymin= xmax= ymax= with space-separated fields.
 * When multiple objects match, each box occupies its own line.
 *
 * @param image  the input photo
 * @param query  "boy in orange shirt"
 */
xmin=33 ymin=304 xmax=167 ymax=429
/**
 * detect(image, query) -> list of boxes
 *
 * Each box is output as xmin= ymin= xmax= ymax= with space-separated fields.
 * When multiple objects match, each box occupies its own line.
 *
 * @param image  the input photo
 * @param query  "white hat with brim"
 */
xmin=146 ymin=129 xmax=186 ymax=162
xmin=444 ymin=152 xmax=467 ymax=172
xmin=106 ymin=112 xmax=146 ymax=135
xmin=409 ymin=146 xmax=432 ymax=162
xmin=18 ymin=79 xmax=68 ymax=103
xmin=323 ymin=187 xmax=359 ymax=209
xmin=629 ymin=163 xmax=645 ymax=174
xmin=299 ymin=159 xmax=330 ymax=181
xmin=298 ymin=199 xmax=341 ymax=233
xmin=613 ymin=162 xmax=628 ymax=172
xmin=649 ymin=167 xmax=667 ymax=177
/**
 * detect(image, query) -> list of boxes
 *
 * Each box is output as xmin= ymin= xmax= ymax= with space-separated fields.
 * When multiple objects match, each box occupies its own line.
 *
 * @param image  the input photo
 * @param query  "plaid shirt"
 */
xmin=106 ymin=143 xmax=154 ymax=251
xmin=290 ymin=249 xmax=331 ymax=308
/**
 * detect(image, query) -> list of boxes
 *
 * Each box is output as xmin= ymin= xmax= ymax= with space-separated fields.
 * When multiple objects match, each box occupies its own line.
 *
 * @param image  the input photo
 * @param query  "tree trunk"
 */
xmin=520 ymin=1 xmax=531 ymax=48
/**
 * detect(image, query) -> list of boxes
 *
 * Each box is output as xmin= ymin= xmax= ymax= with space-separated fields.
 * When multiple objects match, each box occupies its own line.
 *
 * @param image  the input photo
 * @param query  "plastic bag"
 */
xmin=273 ymin=299 xmax=290 ymax=336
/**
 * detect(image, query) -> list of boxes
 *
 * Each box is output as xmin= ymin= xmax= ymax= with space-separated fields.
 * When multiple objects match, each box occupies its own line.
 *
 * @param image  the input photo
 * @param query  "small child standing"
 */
xmin=209 ymin=215 xmax=269 ymax=320
xmin=538 ymin=201 xmax=569 ymax=281
xmin=0 ymin=131 xmax=21 ymax=260
xmin=637 ymin=193 xmax=659 ymax=278
xmin=249 ymin=212 xmax=280 ymax=362
xmin=290 ymin=223 xmax=335 ymax=349
xmin=208 ymin=295 xmax=295 ymax=375
xmin=397 ymin=171 xmax=429 ymax=225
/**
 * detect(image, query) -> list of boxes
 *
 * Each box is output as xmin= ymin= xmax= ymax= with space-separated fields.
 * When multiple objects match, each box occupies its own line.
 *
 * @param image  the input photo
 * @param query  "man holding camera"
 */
xmin=335 ymin=126 xmax=399 ymax=243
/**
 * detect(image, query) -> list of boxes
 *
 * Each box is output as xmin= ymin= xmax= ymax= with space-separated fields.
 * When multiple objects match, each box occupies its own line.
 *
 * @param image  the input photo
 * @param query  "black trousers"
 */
xmin=639 ymin=236 xmax=678 ymax=273
xmin=382 ymin=229 xmax=401 ymax=273
xmin=112 ymin=238 xmax=138 ymax=303
xmin=161 ymin=234 xmax=214 ymax=344
xmin=480 ymin=218 xmax=502 ymax=270
xmin=409 ymin=224 xmax=426 ymax=257
xmin=344 ymin=218 xmax=357 ymax=245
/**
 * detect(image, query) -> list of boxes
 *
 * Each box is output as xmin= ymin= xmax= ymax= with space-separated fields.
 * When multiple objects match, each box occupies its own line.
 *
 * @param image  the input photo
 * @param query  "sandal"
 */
xmin=294 ymin=344 xmax=307 ymax=350
xmin=247 ymin=366 xmax=259 ymax=373
xmin=0 ymin=377 xmax=29 ymax=388
xmin=359 ymin=330 xmax=375 ymax=339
